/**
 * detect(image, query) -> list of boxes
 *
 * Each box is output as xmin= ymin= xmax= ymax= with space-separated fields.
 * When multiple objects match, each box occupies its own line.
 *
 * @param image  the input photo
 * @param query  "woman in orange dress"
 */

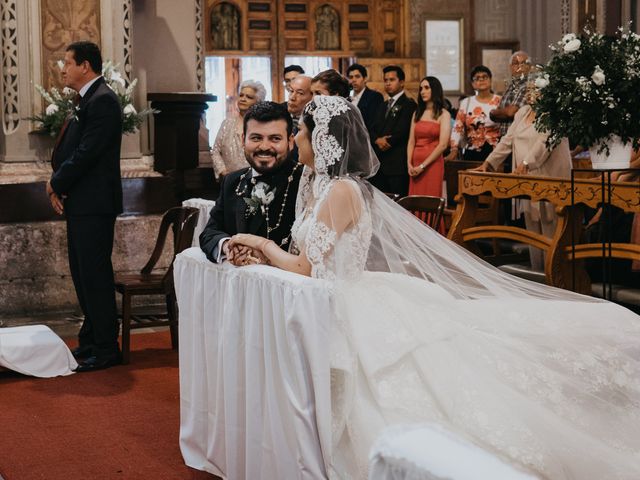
xmin=406 ymin=76 xmax=451 ymax=232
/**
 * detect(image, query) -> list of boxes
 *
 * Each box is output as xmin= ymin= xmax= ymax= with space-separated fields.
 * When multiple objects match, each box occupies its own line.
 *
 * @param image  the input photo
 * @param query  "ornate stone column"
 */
xmin=100 ymin=0 xmax=153 ymax=175
xmin=0 ymin=0 xmax=53 ymax=182
xmin=1 ymin=0 xmax=19 ymax=137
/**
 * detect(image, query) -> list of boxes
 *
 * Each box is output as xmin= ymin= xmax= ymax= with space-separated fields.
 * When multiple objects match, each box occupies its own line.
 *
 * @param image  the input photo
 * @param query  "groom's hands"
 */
xmin=227 ymin=244 xmax=251 ymax=265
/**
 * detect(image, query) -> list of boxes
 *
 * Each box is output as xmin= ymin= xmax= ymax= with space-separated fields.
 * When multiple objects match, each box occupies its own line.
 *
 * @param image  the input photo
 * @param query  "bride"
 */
xmin=228 ymin=95 xmax=640 ymax=479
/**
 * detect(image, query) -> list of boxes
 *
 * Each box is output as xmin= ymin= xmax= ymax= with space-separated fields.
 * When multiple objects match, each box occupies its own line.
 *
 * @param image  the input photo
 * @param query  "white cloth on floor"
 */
xmin=368 ymin=424 xmax=539 ymax=480
xmin=182 ymin=198 xmax=215 ymax=247
xmin=0 ymin=324 xmax=77 ymax=377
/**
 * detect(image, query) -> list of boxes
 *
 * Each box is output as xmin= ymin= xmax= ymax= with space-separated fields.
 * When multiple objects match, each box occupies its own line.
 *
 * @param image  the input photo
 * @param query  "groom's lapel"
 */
xmin=235 ymin=169 xmax=268 ymax=235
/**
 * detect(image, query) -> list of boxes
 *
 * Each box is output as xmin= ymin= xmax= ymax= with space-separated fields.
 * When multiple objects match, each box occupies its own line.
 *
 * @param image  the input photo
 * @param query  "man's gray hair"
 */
xmin=239 ymin=79 xmax=267 ymax=102
xmin=510 ymin=50 xmax=530 ymax=63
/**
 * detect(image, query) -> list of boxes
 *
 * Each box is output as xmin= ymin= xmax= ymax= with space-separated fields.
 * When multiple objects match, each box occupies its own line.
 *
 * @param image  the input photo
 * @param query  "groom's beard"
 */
xmin=246 ymin=147 xmax=291 ymax=175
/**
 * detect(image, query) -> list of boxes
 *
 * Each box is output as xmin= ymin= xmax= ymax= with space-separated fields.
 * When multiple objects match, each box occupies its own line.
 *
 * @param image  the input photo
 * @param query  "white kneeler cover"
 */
xmin=0 ymin=325 xmax=77 ymax=377
xmin=368 ymin=424 xmax=539 ymax=480
xmin=182 ymin=198 xmax=215 ymax=247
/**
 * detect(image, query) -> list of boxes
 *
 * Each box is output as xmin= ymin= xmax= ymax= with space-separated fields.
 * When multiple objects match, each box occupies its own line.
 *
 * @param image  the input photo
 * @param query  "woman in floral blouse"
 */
xmin=211 ymin=80 xmax=266 ymax=179
xmin=447 ymin=66 xmax=501 ymax=162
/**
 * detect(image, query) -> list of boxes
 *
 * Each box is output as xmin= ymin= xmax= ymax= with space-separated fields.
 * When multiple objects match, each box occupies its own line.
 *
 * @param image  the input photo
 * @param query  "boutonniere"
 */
xmin=390 ymin=104 xmax=401 ymax=117
xmin=244 ymin=182 xmax=276 ymax=217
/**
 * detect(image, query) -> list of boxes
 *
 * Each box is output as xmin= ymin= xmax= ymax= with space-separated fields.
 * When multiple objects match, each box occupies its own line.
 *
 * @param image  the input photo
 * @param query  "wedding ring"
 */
xmin=246 ymin=254 xmax=262 ymax=265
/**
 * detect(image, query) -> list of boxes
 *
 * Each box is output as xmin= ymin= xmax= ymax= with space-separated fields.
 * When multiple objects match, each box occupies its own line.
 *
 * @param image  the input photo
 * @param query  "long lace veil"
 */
xmin=299 ymin=95 xmax=599 ymax=302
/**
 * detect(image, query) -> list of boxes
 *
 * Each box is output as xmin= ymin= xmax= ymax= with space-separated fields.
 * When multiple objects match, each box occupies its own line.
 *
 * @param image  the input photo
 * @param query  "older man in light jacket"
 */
xmin=475 ymin=91 xmax=571 ymax=271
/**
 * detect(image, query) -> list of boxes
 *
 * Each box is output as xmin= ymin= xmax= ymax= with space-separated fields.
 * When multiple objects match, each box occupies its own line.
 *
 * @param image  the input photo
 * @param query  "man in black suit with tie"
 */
xmin=200 ymin=102 xmax=302 ymax=264
xmin=46 ymin=41 xmax=123 ymax=372
xmin=346 ymin=63 xmax=384 ymax=140
xmin=370 ymin=65 xmax=417 ymax=197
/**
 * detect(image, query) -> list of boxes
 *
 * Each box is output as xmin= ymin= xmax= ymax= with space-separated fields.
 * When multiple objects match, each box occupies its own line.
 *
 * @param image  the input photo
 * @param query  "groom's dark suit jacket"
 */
xmin=200 ymin=157 xmax=302 ymax=262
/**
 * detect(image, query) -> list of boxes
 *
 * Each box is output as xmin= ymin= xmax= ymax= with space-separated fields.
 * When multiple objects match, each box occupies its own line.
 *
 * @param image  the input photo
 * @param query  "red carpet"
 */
xmin=0 ymin=331 xmax=204 ymax=480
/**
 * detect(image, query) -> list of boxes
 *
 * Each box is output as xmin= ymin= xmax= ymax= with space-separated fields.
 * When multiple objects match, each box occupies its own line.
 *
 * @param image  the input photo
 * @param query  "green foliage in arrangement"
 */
xmin=533 ymin=26 xmax=640 ymax=153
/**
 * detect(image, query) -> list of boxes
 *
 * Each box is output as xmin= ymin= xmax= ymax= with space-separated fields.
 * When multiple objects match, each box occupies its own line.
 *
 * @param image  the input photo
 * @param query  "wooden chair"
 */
xmin=384 ymin=192 xmax=401 ymax=202
xmin=115 ymin=206 xmax=199 ymax=364
xmin=398 ymin=195 xmax=445 ymax=231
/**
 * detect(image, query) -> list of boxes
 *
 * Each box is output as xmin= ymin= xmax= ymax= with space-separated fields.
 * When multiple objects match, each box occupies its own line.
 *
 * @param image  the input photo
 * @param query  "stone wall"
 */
xmin=0 ymin=214 xmax=173 ymax=316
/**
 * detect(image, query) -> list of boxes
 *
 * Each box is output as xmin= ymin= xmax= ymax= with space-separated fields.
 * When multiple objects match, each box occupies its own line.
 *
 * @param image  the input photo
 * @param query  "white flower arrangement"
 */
xmin=534 ymin=25 xmax=640 ymax=153
xmin=30 ymin=60 xmax=156 ymax=137
xmin=244 ymin=182 xmax=276 ymax=217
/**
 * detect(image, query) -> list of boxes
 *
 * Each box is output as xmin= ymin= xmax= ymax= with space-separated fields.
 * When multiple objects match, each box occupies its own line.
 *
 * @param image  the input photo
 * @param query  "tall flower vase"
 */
xmin=589 ymin=136 xmax=632 ymax=170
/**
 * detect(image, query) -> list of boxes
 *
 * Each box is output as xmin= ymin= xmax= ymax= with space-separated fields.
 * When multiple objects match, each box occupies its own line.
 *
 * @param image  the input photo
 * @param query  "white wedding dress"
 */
xmin=291 ymin=175 xmax=640 ymax=480
xmin=287 ymin=96 xmax=640 ymax=480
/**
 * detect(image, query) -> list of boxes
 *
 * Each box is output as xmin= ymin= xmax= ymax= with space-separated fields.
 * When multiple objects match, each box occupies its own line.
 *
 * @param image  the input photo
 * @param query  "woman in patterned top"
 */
xmin=447 ymin=66 xmax=501 ymax=162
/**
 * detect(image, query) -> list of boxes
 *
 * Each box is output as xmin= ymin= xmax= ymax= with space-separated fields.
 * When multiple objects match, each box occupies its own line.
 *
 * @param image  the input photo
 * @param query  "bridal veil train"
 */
xmin=240 ymin=95 xmax=640 ymax=479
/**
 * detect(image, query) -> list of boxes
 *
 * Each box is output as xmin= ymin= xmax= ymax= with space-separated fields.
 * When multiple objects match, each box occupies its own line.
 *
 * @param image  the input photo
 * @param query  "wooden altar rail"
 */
xmin=448 ymin=171 xmax=640 ymax=294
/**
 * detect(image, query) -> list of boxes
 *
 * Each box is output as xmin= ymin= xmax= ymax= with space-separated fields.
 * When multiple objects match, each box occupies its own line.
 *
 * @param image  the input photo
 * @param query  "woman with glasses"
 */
xmin=447 ymin=66 xmax=501 ymax=162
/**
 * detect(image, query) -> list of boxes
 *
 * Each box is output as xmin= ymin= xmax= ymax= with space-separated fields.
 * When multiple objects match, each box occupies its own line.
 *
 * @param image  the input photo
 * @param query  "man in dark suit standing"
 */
xmin=46 ymin=41 xmax=123 ymax=372
xmin=370 ymin=65 xmax=417 ymax=197
xmin=346 ymin=63 xmax=384 ymax=140
xmin=200 ymin=102 xmax=302 ymax=264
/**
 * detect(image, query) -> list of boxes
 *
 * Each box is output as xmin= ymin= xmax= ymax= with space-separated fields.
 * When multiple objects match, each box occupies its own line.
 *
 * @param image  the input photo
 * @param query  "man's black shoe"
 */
xmin=74 ymin=353 xmax=122 ymax=372
xmin=71 ymin=345 xmax=94 ymax=359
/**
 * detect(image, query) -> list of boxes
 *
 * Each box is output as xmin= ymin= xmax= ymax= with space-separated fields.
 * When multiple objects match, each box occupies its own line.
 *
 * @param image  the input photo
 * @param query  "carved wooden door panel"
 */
xmin=204 ymin=0 xmax=408 ymax=102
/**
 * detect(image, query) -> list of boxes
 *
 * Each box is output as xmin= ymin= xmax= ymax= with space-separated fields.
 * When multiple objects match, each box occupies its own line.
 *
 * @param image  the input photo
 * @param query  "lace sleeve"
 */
xmin=304 ymin=178 xmax=371 ymax=281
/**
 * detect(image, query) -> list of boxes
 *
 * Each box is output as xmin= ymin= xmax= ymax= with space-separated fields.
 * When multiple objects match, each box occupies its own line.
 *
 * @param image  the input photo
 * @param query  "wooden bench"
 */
xmin=448 ymin=171 xmax=640 ymax=298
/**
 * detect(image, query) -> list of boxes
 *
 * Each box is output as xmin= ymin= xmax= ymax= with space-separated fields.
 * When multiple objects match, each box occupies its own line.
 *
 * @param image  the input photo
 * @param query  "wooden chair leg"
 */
xmin=166 ymin=293 xmax=179 ymax=350
xmin=121 ymin=291 xmax=132 ymax=365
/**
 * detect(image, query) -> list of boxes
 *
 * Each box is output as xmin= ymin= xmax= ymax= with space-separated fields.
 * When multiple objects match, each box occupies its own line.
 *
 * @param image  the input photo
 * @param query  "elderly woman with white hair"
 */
xmin=211 ymin=79 xmax=267 ymax=179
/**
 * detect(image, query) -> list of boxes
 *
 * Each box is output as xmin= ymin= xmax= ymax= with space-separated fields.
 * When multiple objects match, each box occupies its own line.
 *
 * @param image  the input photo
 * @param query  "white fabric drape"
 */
xmin=175 ymin=248 xmax=333 ymax=480
xmin=0 ymin=325 xmax=77 ymax=377
xmin=182 ymin=198 xmax=216 ymax=247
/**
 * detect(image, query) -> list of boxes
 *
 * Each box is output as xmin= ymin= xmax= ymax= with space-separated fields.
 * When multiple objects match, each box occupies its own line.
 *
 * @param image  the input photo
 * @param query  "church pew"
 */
xmin=448 ymin=171 xmax=640 ymax=298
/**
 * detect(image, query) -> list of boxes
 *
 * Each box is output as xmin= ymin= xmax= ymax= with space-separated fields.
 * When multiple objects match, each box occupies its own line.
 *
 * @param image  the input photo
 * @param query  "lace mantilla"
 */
xmin=305 ymin=96 xmax=349 ymax=175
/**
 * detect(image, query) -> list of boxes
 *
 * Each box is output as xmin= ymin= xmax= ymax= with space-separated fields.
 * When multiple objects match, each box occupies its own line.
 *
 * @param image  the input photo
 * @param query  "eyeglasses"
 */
xmin=472 ymin=75 xmax=490 ymax=81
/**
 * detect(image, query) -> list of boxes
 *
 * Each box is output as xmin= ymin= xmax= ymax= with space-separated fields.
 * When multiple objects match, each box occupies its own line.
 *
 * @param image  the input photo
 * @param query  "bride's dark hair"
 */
xmin=414 ymin=76 xmax=445 ymax=121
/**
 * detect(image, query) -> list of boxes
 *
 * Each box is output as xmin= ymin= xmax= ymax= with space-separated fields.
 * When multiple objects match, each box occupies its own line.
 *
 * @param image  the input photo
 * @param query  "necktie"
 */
xmin=385 ymin=98 xmax=394 ymax=116
xmin=51 ymin=94 xmax=81 ymax=171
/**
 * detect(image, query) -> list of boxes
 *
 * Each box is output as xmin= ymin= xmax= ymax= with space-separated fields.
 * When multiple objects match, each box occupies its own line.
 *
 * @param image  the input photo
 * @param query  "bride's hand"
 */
xmin=229 ymin=233 xmax=269 ymax=251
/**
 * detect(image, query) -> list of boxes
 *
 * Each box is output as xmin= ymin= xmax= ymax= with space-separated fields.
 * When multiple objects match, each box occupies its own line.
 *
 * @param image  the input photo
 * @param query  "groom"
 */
xmin=200 ymin=101 xmax=302 ymax=263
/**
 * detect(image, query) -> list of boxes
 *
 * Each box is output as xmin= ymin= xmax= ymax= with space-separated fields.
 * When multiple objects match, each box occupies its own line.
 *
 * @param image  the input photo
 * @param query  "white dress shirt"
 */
xmin=78 ymin=75 xmax=102 ymax=97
